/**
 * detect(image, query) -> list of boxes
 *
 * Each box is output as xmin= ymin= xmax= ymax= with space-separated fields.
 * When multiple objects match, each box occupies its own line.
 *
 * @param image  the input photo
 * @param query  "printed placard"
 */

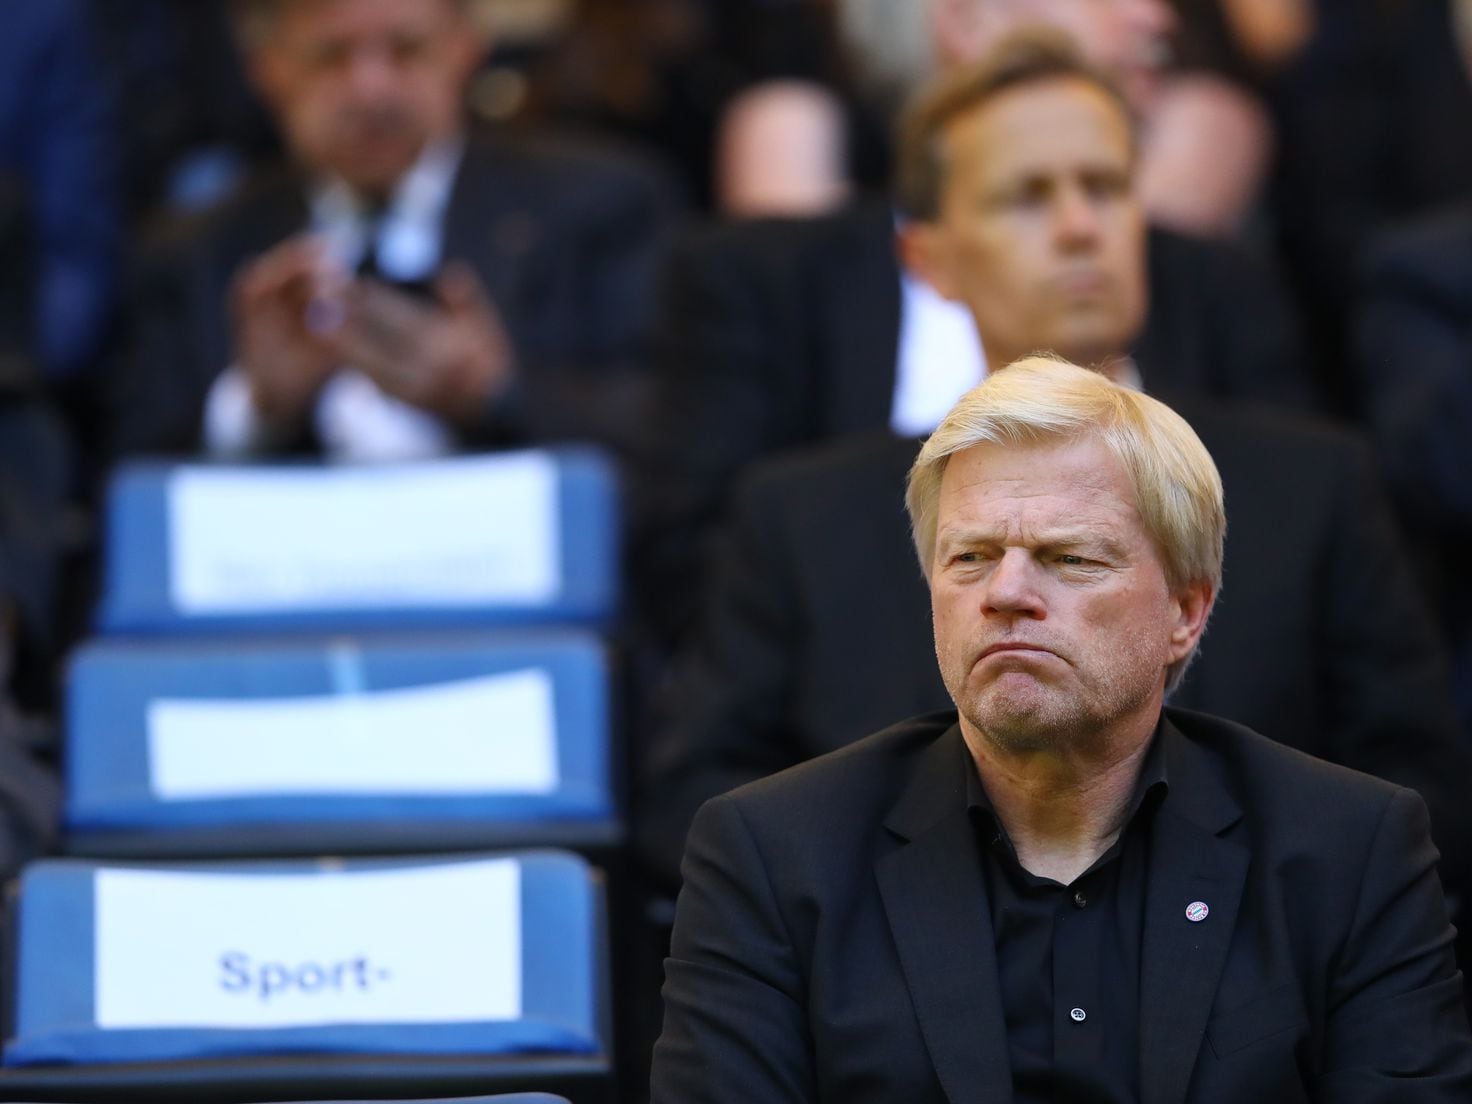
xmin=147 ymin=668 xmax=560 ymax=799
xmin=94 ymin=860 xmax=522 ymax=1029
xmin=167 ymin=454 xmax=562 ymax=613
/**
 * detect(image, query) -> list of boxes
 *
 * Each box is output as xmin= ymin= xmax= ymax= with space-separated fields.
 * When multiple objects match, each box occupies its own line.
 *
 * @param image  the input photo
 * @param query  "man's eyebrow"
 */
xmin=1035 ymin=532 xmax=1136 ymax=562
xmin=935 ymin=526 xmax=1131 ymax=557
xmin=934 ymin=525 xmax=1004 ymax=549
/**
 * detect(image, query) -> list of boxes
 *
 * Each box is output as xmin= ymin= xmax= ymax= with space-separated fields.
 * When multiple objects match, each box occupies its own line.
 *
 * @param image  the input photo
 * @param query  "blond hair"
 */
xmin=906 ymin=356 xmax=1224 ymax=690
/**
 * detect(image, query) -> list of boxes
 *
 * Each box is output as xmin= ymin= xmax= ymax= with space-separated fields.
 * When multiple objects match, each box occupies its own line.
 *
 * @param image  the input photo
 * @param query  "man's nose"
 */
xmin=343 ymin=44 xmax=401 ymax=100
xmin=1053 ymin=185 xmax=1102 ymax=248
xmin=981 ymin=550 xmax=1046 ymax=619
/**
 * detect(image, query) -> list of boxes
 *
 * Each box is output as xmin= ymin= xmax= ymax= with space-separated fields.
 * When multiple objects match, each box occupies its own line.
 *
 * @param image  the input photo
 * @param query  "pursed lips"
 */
xmin=977 ymin=642 xmax=1057 ymax=661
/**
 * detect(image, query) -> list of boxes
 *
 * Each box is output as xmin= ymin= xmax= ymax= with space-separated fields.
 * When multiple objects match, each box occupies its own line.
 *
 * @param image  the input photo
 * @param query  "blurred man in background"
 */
xmin=118 ymin=0 xmax=676 ymax=463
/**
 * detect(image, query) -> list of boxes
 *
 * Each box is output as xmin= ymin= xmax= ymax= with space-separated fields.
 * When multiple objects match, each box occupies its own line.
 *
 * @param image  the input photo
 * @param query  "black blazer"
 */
xmin=636 ymin=407 xmax=1472 ymax=899
xmin=652 ymin=709 xmax=1472 ymax=1102
xmin=115 ymin=129 xmax=678 ymax=460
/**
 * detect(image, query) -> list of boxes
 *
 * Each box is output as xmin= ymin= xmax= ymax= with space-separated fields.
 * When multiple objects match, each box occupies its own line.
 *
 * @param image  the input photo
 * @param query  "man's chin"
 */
xmin=326 ymin=147 xmax=423 ymax=194
xmin=962 ymin=690 xmax=1068 ymax=753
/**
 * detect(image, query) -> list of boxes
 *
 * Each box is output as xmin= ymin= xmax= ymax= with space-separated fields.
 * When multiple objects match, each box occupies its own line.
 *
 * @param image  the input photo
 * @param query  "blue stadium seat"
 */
xmin=63 ymin=632 xmax=618 ymax=858
xmin=0 ymin=854 xmax=611 ymax=1102
xmin=95 ymin=449 xmax=619 ymax=635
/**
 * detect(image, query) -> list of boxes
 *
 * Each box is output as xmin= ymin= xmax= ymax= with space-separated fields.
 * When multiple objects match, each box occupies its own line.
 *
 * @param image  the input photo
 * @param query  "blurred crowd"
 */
xmin=5 ymin=0 xmax=1472 ymax=1065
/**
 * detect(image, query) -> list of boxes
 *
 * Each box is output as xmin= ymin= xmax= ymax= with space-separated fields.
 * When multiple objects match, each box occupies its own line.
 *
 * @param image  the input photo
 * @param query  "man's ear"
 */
xmin=897 ymin=221 xmax=962 ymax=302
xmin=1166 ymin=580 xmax=1215 ymax=664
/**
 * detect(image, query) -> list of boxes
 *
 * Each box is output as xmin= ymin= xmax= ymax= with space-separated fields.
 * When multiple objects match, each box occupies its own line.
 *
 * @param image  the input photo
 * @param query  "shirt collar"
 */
xmin=308 ymin=132 xmax=467 ymax=279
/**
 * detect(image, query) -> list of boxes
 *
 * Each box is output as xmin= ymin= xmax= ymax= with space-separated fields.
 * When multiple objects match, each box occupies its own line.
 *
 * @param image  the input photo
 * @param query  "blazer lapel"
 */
xmin=1139 ymin=716 xmax=1249 ymax=1104
xmin=876 ymin=725 xmax=1014 ymax=1104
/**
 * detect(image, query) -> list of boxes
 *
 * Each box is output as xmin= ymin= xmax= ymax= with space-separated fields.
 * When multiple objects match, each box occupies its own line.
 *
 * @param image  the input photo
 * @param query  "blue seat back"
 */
xmin=5 ymin=853 xmax=604 ymax=1067
xmin=96 ymin=450 xmax=618 ymax=635
xmin=64 ymin=632 xmax=613 ymax=848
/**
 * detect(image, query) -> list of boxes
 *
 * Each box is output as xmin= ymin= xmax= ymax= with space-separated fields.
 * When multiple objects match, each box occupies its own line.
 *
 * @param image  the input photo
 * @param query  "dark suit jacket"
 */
xmin=652 ymin=709 xmax=1472 ymax=1102
xmin=637 ymin=407 xmax=1472 ymax=899
xmin=1354 ymin=205 xmax=1472 ymax=723
xmin=636 ymin=201 xmax=1318 ymax=637
xmin=115 ymin=128 xmax=677 ymax=460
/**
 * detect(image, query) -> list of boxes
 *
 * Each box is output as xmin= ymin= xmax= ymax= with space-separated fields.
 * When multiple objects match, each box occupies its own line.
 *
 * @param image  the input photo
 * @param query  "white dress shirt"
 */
xmin=889 ymin=267 xmax=988 ymax=436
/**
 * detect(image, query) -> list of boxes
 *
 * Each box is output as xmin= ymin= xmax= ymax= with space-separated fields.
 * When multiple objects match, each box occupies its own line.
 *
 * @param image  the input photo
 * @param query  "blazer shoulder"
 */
xmin=717 ymin=711 xmax=957 ymax=829
xmin=1361 ymin=204 xmax=1472 ymax=298
xmin=1167 ymin=707 xmax=1413 ymax=826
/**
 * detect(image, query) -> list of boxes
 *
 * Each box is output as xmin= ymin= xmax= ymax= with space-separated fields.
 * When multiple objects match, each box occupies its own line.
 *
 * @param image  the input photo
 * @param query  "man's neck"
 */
xmin=965 ymin=719 xmax=1157 ymax=884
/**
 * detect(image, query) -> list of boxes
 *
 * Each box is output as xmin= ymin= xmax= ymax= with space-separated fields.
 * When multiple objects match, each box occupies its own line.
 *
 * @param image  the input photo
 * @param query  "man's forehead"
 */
xmin=938 ymin=436 xmax=1138 ymax=510
xmin=941 ymin=77 xmax=1133 ymax=162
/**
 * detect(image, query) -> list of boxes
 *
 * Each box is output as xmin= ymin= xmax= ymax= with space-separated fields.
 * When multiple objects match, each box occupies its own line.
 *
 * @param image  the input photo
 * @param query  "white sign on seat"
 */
xmin=93 ymin=860 xmax=522 ymax=1029
xmin=167 ymin=454 xmax=562 ymax=614
xmin=146 ymin=668 xmax=560 ymax=799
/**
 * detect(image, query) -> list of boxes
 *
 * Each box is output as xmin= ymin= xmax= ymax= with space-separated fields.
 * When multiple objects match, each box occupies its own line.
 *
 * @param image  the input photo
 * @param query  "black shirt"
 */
xmin=966 ymin=731 xmax=1169 ymax=1104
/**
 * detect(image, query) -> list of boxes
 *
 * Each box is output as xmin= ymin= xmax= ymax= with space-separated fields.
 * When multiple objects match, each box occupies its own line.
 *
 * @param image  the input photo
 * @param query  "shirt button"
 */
xmin=1070 ymin=1007 xmax=1087 ymax=1023
xmin=1072 ymin=889 xmax=1088 ymax=909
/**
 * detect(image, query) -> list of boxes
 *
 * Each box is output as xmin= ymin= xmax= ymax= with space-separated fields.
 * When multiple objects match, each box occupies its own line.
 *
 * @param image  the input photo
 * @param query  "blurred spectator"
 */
xmin=714 ymin=0 xmax=1273 ymax=235
xmin=1355 ymin=207 xmax=1472 ymax=730
xmin=114 ymin=0 xmax=677 ymax=463
xmin=0 ymin=0 xmax=121 ymax=383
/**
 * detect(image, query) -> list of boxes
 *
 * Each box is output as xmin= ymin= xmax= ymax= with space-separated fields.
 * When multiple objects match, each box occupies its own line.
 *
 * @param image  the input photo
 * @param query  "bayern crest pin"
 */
xmin=1185 ymin=900 xmax=1210 ymax=923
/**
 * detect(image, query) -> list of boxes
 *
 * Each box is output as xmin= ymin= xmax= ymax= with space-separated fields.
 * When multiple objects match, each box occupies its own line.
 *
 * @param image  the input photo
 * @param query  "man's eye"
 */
xmin=391 ymin=34 xmax=429 ymax=64
xmin=1085 ymin=172 xmax=1129 ymax=199
xmin=1058 ymin=554 xmax=1085 ymax=566
xmin=305 ymin=42 xmax=350 ymax=70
